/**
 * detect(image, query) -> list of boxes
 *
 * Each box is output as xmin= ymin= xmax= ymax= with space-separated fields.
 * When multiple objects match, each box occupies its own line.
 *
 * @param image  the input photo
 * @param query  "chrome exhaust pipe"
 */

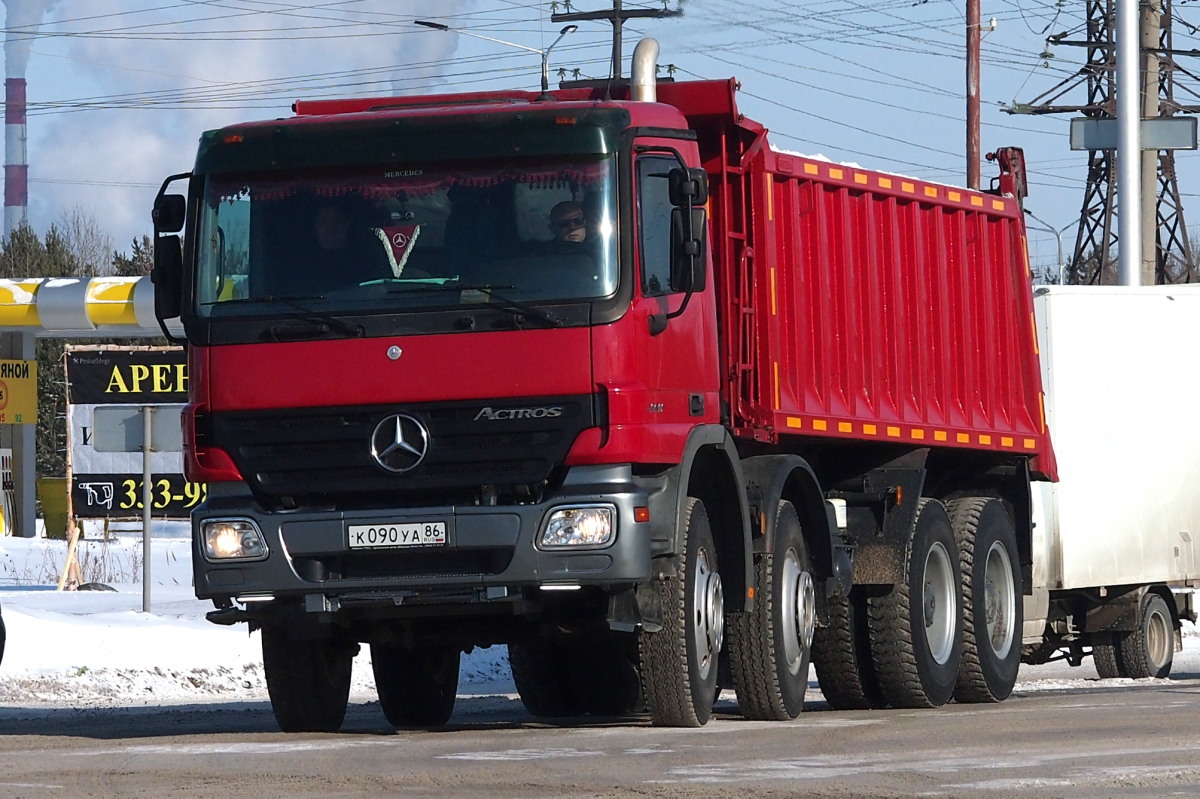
xmin=631 ymin=38 xmax=660 ymax=102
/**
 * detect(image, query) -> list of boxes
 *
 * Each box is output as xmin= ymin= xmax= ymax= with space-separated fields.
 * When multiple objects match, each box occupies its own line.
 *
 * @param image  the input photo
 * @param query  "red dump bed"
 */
xmin=668 ymin=81 xmax=1056 ymax=479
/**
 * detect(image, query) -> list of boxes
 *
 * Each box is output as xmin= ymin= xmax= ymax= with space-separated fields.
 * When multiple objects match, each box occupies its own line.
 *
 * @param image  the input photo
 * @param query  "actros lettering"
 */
xmin=474 ymin=406 xmax=563 ymax=421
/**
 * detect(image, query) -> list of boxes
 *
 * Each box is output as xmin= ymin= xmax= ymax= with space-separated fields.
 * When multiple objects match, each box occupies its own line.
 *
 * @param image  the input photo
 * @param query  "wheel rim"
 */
xmin=692 ymin=547 xmax=724 ymax=680
xmin=780 ymin=549 xmax=816 ymax=676
xmin=922 ymin=541 xmax=956 ymax=666
xmin=983 ymin=540 xmax=1016 ymax=658
xmin=1146 ymin=603 xmax=1172 ymax=671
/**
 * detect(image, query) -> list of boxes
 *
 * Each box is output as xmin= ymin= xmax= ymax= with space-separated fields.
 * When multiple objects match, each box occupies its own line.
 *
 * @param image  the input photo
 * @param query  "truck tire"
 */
xmin=728 ymin=501 xmax=815 ymax=720
xmin=1116 ymin=592 xmax=1174 ymax=679
xmin=509 ymin=639 xmax=581 ymax=718
xmin=639 ymin=497 xmax=723 ymax=727
xmin=1092 ymin=634 xmax=1124 ymax=678
xmin=812 ymin=588 xmax=886 ymax=710
xmin=510 ymin=633 xmax=642 ymax=718
xmin=570 ymin=632 xmax=643 ymax=716
xmin=372 ymin=642 xmax=460 ymax=727
xmin=946 ymin=498 xmax=1022 ymax=703
xmin=866 ymin=498 xmax=962 ymax=708
xmin=261 ymin=625 xmax=355 ymax=733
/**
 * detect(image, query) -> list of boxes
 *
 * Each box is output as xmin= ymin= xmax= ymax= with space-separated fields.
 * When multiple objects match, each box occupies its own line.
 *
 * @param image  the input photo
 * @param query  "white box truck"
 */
xmin=1027 ymin=285 xmax=1199 ymax=676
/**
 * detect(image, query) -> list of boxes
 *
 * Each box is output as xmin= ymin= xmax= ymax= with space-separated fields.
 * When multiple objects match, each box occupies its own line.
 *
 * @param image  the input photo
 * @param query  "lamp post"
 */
xmin=415 ymin=20 xmax=577 ymax=97
xmin=1025 ymin=209 xmax=1076 ymax=286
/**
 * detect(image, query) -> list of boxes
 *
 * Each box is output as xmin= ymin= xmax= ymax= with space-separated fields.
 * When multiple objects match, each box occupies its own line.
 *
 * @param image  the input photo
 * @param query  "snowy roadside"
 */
xmin=0 ymin=529 xmax=512 ymax=708
xmin=0 ymin=529 xmax=1196 ymax=710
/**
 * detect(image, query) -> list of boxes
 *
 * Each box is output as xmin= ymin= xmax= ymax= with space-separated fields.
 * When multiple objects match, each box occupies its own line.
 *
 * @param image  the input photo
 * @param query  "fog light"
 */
xmin=202 ymin=519 xmax=268 ymax=561
xmin=539 ymin=505 xmax=615 ymax=549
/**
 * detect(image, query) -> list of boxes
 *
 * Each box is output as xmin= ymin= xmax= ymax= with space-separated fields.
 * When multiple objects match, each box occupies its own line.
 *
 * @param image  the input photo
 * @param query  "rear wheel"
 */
xmin=372 ymin=642 xmax=460 ymax=727
xmin=639 ymin=498 xmax=723 ymax=727
xmin=1116 ymin=592 xmax=1174 ymax=679
xmin=1093 ymin=634 xmax=1124 ymax=678
xmin=946 ymin=498 xmax=1022 ymax=703
xmin=261 ymin=625 xmax=356 ymax=733
xmin=729 ymin=501 xmax=815 ymax=720
xmin=812 ymin=588 xmax=886 ymax=710
xmin=867 ymin=498 xmax=962 ymax=708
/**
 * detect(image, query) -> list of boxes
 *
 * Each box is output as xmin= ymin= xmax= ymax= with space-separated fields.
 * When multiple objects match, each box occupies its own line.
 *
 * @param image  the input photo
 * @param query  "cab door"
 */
xmin=589 ymin=145 xmax=720 ymax=463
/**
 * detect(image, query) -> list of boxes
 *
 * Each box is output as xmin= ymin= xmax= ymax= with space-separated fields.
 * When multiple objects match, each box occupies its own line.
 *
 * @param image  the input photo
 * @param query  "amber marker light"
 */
xmin=634 ymin=507 xmax=650 ymax=523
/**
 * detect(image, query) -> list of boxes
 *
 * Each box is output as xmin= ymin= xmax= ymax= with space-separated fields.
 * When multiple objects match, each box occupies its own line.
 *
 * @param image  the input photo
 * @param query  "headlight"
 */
xmin=202 ymin=519 xmax=268 ymax=561
xmin=538 ymin=505 xmax=615 ymax=549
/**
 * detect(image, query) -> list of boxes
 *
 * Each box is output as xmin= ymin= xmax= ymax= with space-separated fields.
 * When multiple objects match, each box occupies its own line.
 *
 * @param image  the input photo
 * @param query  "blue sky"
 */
xmin=6 ymin=0 xmax=1194 ymax=278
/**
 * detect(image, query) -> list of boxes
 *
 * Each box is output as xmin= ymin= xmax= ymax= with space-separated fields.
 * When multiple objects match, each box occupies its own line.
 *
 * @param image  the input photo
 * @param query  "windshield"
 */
xmin=193 ymin=156 xmax=618 ymax=318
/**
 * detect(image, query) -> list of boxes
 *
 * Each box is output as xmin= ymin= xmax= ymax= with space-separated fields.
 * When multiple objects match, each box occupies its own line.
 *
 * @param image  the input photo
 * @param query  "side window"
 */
xmin=637 ymin=156 xmax=674 ymax=296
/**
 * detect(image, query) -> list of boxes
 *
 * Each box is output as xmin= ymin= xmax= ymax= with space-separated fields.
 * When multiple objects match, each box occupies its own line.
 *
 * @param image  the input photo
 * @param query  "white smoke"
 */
xmin=3 ymin=0 xmax=59 ymax=78
xmin=27 ymin=0 xmax=476 ymax=246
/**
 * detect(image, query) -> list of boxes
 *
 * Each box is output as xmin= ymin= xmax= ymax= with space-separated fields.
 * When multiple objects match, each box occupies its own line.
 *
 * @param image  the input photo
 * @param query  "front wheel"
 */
xmin=372 ymin=642 xmax=460 ymax=727
xmin=639 ymin=497 xmax=723 ymax=727
xmin=729 ymin=501 xmax=815 ymax=720
xmin=867 ymin=498 xmax=962 ymax=708
xmin=261 ymin=625 xmax=356 ymax=733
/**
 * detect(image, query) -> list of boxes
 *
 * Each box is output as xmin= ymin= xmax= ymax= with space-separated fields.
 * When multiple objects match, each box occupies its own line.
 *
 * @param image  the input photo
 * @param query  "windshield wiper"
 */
xmin=387 ymin=283 xmax=563 ymax=328
xmin=268 ymin=296 xmax=364 ymax=339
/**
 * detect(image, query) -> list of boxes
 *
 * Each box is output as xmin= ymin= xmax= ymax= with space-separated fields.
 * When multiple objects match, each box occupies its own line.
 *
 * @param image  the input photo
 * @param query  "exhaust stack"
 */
xmin=4 ymin=77 xmax=26 ymax=236
xmin=631 ymin=38 xmax=659 ymax=103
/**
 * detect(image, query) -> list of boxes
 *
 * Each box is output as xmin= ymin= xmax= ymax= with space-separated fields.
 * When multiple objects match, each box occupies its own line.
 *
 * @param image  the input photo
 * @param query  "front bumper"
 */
xmin=193 ymin=464 xmax=652 ymax=611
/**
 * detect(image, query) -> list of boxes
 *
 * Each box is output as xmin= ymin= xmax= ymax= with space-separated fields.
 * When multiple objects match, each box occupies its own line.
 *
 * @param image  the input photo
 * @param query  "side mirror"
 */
xmin=153 ymin=194 xmax=186 ymax=233
xmin=153 ymin=235 xmax=183 ymax=321
xmin=668 ymin=167 xmax=709 ymax=207
xmin=669 ymin=208 xmax=707 ymax=293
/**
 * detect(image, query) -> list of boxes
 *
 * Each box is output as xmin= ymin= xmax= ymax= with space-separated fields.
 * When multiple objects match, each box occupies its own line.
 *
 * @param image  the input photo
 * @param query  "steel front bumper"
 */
xmin=192 ymin=465 xmax=652 ymax=610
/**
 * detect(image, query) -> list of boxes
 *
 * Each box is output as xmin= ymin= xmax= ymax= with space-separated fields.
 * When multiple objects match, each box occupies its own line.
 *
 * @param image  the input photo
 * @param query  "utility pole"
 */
xmin=967 ymin=0 xmax=981 ymax=189
xmin=1008 ymin=0 xmax=1196 ymax=285
xmin=552 ymin=0 xmax=682 ymax=80
xmin=1139 ymin=0 xmax=1162 ymax=285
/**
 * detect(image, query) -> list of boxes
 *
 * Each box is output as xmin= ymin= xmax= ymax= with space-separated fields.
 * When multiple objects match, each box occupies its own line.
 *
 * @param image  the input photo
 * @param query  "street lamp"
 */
xmin=1025 ymin=209 xmax=1077 ymax=286
xmin=414 ymin=20 xmax=577 ymax=98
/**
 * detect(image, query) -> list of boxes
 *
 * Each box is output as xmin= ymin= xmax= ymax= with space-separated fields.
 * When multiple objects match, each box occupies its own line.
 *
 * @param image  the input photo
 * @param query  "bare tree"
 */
xmin=57 ymin=205 xmax=113 ymax=278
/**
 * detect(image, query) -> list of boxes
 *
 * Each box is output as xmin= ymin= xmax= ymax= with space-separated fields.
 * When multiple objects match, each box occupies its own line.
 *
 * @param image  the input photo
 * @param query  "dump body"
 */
xmin=742 ymin=150 xmax=1054 ymax=477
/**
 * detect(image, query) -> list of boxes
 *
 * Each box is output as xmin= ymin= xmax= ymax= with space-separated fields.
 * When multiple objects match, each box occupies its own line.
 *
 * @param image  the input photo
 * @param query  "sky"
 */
xmin=3 ymin=1 xmax=1197 ymax=278
xmin=0 ymin=525 xmax=1195 ymax=711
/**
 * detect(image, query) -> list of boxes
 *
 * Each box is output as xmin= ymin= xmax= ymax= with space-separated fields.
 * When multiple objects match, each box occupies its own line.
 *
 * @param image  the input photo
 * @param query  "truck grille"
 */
xmin=211 ymin=394 xmax=596 ymax=502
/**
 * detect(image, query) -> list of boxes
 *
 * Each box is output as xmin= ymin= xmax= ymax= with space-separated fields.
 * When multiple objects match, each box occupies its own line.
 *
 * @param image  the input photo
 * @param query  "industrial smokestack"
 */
xmin=4 ymin=76 xmax=26 ymax=235
xmin=3 ymin=1 xmax=60 ymax=238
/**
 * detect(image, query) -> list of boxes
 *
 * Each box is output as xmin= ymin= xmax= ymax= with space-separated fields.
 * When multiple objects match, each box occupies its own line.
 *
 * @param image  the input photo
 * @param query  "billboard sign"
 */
xmin=66 ymin=347 xmax=206 ymax=518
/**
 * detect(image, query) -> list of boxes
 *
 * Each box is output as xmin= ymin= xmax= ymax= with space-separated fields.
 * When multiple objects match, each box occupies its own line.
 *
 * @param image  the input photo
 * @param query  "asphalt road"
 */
xmin=1 ymin=667 xmax=1198 ymax=798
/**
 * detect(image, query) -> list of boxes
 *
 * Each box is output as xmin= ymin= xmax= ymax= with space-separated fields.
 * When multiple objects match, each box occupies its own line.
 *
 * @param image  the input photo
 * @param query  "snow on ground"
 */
xmin=0 ymin=525 xmax=511 ymax=708
xmin=0 ymin=524 xmax=1195 ymax=710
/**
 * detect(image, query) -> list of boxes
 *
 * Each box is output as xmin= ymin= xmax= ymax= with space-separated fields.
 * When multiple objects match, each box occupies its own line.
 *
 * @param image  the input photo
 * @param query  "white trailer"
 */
xmin=1026 ymin=285 xmax=1199 ymax=676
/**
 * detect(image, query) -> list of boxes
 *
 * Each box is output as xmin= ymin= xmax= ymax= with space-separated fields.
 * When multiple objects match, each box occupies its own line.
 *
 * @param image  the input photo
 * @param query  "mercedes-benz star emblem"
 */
xmin=370 ymin=414 xmax=430 ymax=474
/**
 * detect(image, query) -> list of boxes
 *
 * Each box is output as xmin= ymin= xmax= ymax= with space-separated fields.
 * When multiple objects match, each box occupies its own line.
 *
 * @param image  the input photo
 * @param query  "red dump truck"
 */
xmin=151 ymin=39 xmax=1061 ymax=731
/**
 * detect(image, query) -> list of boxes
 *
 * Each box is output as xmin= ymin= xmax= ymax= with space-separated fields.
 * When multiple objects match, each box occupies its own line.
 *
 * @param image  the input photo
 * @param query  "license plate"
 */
xmin=347 ymin=522 xmax=447 ymax=549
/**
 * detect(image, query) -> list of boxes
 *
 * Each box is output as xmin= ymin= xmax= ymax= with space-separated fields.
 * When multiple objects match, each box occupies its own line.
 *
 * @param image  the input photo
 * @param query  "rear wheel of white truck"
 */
xmin=1116 ymin=592 xmax=1174 ymax=679
xmin=946 ymin=498 xmax=1022 ymax=703
xmin=261 ymin=625 xmax=355 ymax=733
xmin=639 ymin=498 xmax=723 ymax=727
xmin=729 ymin=501 xmax=815 ymax=720
xmin=867 ymin=498 xmax=962 ymax=708
xmin=1093 ymin=634 xmax=1124 ymax=678
xmin=372 ymin=642 xmax=460 ymax=727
